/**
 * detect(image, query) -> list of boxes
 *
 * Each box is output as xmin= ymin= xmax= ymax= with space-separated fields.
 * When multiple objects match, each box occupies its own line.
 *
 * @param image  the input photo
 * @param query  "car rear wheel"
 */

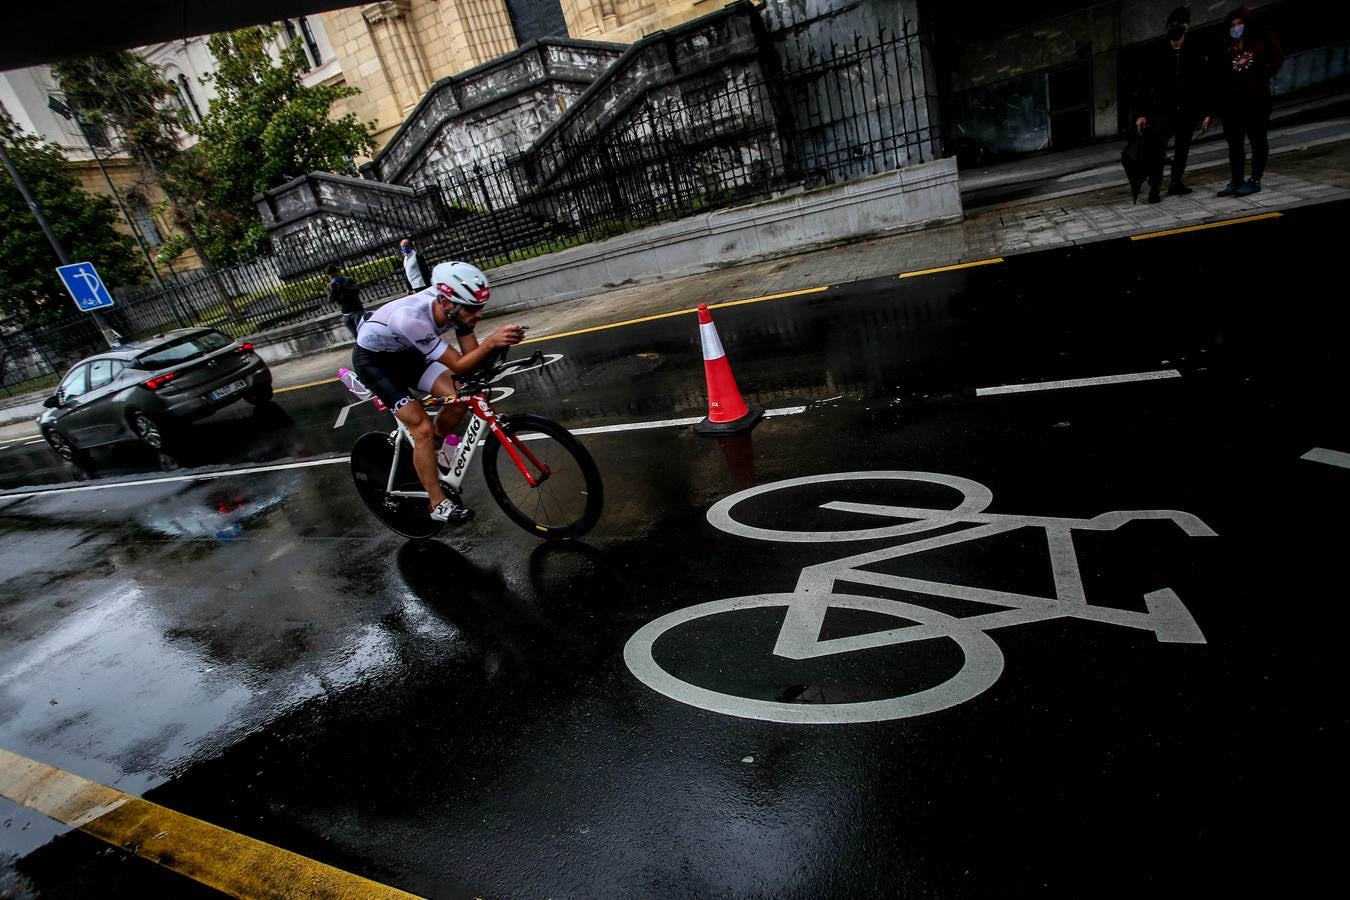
xmin=129 ymin=410 xmax=165 ymax=449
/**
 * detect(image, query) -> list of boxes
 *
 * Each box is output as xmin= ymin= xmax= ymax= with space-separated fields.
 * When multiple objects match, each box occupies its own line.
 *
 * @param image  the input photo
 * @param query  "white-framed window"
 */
xmin=283 ymin=17 xmax=324 ymax=69
xmin=169 ymin=72 xmax=202 ymax=123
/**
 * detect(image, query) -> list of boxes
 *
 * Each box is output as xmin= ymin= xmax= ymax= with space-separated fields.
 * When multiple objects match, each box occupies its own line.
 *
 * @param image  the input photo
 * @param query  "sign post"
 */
xmin=56 ymin=262 xmax=121 ymax=347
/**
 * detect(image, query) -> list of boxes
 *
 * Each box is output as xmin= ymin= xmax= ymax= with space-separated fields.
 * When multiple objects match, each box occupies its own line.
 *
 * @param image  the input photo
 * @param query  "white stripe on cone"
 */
xmin=699 ymin=322 xmax=726 ymax=360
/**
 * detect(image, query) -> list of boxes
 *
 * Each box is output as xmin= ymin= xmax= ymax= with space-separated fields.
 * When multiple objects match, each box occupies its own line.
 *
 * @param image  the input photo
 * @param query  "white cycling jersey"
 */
xmin=355 ymin=288 xmax=448 ymax=360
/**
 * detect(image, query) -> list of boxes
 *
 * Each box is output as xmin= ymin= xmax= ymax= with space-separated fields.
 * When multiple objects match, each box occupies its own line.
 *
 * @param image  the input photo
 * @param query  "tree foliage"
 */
xmin=53 ymin=51 xmax=218 ymax=272
xmin=51 ymin=31 xmax=375 ymax=268
xmin=191 ymin=26 xmax=375 ymax=260
xmin=0 ymin=113 xmax=142 ymax=325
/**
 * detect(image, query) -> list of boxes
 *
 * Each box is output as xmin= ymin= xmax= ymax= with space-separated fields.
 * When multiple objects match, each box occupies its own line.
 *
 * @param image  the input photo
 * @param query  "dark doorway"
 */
xmin=506 ymin=0 xmax=569 ymax=44
xmin=1049 ymin=60 xmax=1093 ymax=149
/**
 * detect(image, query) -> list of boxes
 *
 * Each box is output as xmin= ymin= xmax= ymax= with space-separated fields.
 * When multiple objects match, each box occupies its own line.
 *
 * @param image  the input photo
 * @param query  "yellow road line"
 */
xmin=0 ymin=747 xmax=421 ymax=899
xmin=519 ymin=286 xmax=829 ymax=343
xmin=276 ymin=377 xmax=338 ymax=394
xmin=1130 ymin=211 xmax=1283 ymax=241
xmin=898 ymin=257 xmax=1005 ymax=278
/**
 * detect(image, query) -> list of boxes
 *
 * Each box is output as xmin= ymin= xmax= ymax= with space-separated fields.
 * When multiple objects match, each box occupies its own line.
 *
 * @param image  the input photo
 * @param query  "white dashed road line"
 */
xmin=975 ymin=369 xmax=1182 ymax=397
xmin=1302 ymin=447 xmax=1350 ymax=469
xmin=0 ymin=406 xmax=808 ymax=500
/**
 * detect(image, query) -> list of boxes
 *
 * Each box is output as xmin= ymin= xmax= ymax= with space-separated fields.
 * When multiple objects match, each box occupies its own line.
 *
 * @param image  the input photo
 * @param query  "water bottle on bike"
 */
xmin=338 ymin=367 xmax=387 ymax=412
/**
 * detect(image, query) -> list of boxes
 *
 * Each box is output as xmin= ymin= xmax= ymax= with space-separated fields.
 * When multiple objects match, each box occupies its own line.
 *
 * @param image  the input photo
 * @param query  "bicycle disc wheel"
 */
xmin=482 ymin=414 xmax=603 ymax=541
xmin=350 ymin=431 xmax=443 ymax=540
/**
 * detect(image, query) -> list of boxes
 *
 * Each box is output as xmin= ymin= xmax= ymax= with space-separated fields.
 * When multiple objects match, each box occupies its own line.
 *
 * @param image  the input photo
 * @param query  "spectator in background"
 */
xmin=327 ymin=264 xmax=363 ymax=338
xmin=1131 ymin=6 xmax=1213 ymax=201
xmin=400 ymin=237 xmax=432 ymax=292
xmin=1216 ymin=5 xmax=1283 ymax=196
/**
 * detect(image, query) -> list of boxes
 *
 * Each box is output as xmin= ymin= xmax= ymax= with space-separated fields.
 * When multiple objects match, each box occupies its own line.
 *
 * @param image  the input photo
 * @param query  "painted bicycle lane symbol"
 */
xmin=623 ymin=471 xmax=1217 ymax=724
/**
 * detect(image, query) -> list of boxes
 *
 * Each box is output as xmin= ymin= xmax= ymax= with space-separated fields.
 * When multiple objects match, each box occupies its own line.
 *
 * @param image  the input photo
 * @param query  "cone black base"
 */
xmin=695 ymin=403 xmax=764 ymax=436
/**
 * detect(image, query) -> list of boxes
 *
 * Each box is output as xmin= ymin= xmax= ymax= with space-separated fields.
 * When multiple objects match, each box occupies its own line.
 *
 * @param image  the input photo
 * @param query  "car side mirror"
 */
xmin=44 ymin=394 xmax=61 ymax=408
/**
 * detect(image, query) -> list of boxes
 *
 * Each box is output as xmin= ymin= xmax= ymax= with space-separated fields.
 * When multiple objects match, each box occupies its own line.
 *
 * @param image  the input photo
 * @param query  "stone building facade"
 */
xmin=317 ymin=1 xmax=720 ymax=149
xmin=560 ymin=0 xmax=724 ymax=43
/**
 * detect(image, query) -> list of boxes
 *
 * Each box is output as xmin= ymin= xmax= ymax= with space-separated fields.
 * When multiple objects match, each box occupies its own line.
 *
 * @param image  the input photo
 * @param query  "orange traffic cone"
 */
xmin=695 ymin=304 xmax=763 ymax=435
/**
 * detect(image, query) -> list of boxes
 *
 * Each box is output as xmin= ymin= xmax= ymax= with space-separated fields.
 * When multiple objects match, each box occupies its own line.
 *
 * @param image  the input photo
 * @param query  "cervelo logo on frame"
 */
xmin=623 ymin=471 xmax=1217 ymax=725
xmin=453 ymin=415 xmax=484 ymax=479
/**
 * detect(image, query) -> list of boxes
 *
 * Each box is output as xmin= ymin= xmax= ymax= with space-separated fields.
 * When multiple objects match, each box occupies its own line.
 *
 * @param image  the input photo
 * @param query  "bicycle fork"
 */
xmin=459 ymin=396 xmax=551 ymax=488
xmin=489 ymin=419 xmax=551 ymax=487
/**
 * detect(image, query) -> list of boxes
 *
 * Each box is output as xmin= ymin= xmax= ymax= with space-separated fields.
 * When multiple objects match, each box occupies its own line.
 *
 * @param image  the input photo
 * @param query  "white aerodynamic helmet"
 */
xmin=430 ymin=260 xmax=490 ymax=309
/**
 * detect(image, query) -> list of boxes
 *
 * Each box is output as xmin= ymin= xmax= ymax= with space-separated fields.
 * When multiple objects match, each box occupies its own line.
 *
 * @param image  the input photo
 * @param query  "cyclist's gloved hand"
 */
xmin=489 ymin=324 xmax=526 ymax=348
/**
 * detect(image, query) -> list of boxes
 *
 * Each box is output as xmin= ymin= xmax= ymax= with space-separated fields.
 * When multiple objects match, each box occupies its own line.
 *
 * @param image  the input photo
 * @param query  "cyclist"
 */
xmin=352 ymin=261 xmax=525 ymax=523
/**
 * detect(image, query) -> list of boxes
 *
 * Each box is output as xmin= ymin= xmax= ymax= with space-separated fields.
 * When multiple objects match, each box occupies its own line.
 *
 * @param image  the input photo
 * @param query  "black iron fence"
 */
xmin=0 ymin=317 xmax=106 ymax=398
xmin=3 ymin=25 xmax=937 ymax=400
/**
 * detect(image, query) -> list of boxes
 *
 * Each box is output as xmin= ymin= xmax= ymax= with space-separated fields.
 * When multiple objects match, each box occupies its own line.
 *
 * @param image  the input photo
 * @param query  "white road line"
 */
xmin=0 ymin=458 xmax=351 ymax=501
xmin=975 ymin=369 xmax=1182 ymax=397
xmin=1302 ymin=447 xmax=1350 ymax=469
xmin=0 ymin=406 xmax=809 ymax=500
xmin=561 ymin=405 xmax=805 ymax=438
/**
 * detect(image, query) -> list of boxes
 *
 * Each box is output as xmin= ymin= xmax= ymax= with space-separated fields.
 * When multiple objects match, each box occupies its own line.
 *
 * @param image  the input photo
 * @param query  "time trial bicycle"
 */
xmin=346 ymin=349 xmax=603 ymax=541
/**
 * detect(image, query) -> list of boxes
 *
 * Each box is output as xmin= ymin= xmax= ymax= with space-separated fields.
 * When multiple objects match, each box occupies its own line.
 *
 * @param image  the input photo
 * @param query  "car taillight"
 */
xmin=144 ymin=372 xmax=178 ymax=390
xmin=236 ymin=342 xmax=254 ymax=353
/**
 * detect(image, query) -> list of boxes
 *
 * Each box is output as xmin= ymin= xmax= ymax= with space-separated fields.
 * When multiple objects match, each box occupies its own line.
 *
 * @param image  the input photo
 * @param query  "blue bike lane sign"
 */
xmin=56 ymin=262 xmax=115 ymax=312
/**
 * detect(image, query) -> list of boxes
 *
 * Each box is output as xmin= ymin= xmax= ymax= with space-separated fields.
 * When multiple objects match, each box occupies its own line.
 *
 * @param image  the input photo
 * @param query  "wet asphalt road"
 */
xmin=1 ymin=202 xmax=1346 ymax=896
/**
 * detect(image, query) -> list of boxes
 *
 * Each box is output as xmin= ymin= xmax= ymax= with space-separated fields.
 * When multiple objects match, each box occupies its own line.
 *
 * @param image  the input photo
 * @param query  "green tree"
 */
xmin=0 ymin=113 xmax=143 ymax=325
xmin=192 ymin=26 xmax=375 ymax=260
xmin=54 ymin=50 xmax=240 ymax=319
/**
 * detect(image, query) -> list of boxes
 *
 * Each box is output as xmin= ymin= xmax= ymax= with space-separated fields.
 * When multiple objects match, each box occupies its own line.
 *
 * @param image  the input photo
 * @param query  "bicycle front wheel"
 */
xmin=482 ymin=414 xmax=603 ymax=541
xmin=351 ymin=431 xmax=443 ymax=540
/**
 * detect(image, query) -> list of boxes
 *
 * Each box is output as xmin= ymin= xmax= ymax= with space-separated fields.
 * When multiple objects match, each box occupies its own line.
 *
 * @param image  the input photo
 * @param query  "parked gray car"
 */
xmin=38 ymin=328 xmax=273 ymax=464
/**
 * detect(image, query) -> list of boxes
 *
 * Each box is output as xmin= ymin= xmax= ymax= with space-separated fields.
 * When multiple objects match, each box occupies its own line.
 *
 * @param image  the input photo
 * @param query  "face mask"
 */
xmin=1167 ymin=26 xmax=1186 ymax=41
xmin=400 ymin=246 xmax=412 ymax=254
xmin=1230 ymin=24 xmax=1245 ymax=39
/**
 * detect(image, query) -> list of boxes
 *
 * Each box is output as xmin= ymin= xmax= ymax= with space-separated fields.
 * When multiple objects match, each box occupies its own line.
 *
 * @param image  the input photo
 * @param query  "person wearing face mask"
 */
xmin=399 ymin=236 xmax=433 ymax=291
xmin=1215 ymin=6 xmax=1283 ymax=197
xmin=1130 ymin=6 xmax=1214 ymax=201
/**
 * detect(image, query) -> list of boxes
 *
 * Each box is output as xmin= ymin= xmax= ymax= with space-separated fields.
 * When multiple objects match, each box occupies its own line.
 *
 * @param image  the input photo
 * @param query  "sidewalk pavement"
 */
xmin=5 ymin=106 xmax=1350 ymax=442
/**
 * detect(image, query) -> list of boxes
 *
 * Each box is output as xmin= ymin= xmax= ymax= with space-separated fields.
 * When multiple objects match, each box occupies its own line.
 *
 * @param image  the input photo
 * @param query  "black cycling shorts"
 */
xmin=351 ymin=346 xmax=443 ymax=413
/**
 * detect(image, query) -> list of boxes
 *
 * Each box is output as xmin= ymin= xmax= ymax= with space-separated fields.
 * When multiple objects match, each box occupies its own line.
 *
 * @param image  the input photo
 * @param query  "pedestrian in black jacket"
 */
xmin=1132 ymin=6 xmax=1214 ymax=202
xmin=327 ymin=264 xmax=363 ymax=338
xmin=1215 ymin=5 xmax=1284 ymax=196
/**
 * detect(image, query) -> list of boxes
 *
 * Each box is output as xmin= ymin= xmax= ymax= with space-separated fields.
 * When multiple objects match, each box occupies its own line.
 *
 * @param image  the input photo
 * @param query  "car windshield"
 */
xmin=134 ymin=332 xmax=232 ymax=369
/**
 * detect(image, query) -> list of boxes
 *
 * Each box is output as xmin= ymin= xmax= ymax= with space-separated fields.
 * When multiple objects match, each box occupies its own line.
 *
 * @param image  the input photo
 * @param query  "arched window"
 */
xmin=173 ymin=74 xmax=202 ymax=122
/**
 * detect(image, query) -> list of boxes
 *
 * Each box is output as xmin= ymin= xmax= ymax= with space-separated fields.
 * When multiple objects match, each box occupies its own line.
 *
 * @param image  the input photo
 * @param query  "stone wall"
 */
xmin=319 ymin=0 xmax=522 ymax=149
xmin=254 ymin=173 xmax=449 ymax=279
xmin=361 ymin=37 xmax=625 ymax=186
xmin=561 ymin=0 xmax=724 ymax=43
xmin=521 ymin=1 xmax=775 ymax=191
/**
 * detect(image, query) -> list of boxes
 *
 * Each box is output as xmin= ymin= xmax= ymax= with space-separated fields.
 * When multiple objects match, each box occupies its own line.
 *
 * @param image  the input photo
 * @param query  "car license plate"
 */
xmin=208 ymin=379 xmax=247 ymax=401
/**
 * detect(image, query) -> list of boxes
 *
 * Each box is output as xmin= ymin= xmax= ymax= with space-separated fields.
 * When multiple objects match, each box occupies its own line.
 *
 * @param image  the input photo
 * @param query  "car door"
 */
xmin=51 ymin=363 xmax=93 ymax=444
xmin=58 ymin=359 xmax=122 ymax=446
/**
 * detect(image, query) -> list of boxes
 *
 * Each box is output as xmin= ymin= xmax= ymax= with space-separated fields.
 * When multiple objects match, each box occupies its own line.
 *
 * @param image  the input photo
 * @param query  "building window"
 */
xmin=284 ymin=18 xmax=324 ymax=69
xmin=129 ymin=195 xmax=163 ymax=246
xmin=506 ymin=0 xmax=569 ymax=45
xmin=174 ymin=74 xmax=202 ymax=122
xmin=298 ymin=17 xmax=324 ymax=66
